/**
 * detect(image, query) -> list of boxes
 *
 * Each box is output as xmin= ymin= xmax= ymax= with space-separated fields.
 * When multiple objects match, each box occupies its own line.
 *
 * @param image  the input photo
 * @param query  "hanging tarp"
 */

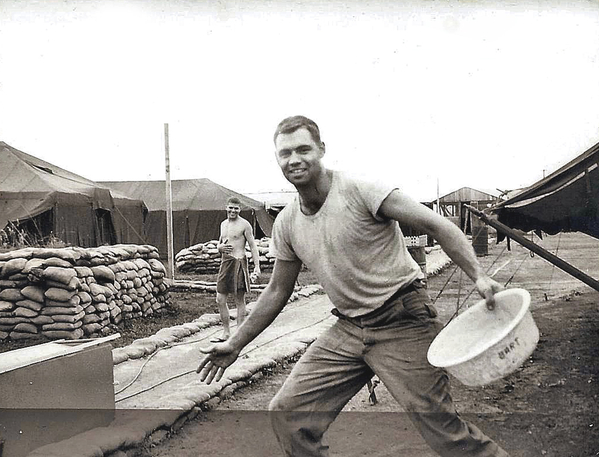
xmin=100 ymin=179 xmax=274 ymax=257
xmin=492 ymin=141 xmax=599 ymax=239
xmin=0 ymin=142 xmax=147 ymax=247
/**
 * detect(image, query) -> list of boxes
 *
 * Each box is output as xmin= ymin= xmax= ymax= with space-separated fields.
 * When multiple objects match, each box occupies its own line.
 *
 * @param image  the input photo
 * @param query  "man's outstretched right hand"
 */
xmin=197 ymin=342 xmax=240 ymax=384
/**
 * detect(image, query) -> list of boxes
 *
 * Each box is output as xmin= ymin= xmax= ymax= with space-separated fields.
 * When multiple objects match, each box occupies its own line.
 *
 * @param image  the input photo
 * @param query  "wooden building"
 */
xmin=432 ymin=187 xmax=500 ymax=233
xmin=430 ymin=187 xmax=501 ymax=256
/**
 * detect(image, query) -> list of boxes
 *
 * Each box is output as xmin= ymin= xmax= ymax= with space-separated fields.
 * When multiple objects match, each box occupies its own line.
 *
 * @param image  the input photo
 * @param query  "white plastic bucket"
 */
xmin=427 ymin=288 xmax=539 ymax=386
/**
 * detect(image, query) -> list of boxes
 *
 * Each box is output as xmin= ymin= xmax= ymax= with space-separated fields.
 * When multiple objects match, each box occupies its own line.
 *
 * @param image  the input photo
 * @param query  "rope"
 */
xmin=431 ymin=264 xmax=459 ymax=304
xmin=503 ymin=251 xmax=531 ymax=288
xmin=114 ymin=327 xmax=225 ymax=395
xmin=114 ymin=314 xmax=331 ymax=403
xmin=111 ymin=203 xmax=149 ymax=245
xmin=441 ymin=243 xmax=509 ymax=328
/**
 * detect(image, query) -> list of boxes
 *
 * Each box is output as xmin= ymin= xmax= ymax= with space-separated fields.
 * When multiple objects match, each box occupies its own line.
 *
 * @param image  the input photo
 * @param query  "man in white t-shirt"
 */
xmin=198 ymin=116 xmax=509 ymax=457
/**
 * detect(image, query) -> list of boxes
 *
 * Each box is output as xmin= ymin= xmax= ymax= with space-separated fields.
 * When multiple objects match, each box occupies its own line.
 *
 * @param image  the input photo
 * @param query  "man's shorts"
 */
xmin=216 ymin=254 xmax=251 ymax=294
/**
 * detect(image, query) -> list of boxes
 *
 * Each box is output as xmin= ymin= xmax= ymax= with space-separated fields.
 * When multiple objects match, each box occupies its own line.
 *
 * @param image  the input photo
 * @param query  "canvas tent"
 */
xmin=100 ymin=179 xmax=274 ymax=257
xmin=492 ymin=141 xmax=599 ymax=239
xmin=0 ymin=142 xmax=147 ymax=247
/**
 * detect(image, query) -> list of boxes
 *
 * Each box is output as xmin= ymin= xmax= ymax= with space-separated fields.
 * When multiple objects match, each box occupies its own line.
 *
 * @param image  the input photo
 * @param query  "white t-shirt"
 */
xmin=271 ymin=170 xmax=422 ymax=317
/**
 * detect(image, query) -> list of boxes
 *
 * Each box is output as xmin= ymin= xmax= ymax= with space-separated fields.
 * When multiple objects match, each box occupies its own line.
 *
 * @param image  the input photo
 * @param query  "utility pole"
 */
xmin=164 ymin=123 xmax=175 ymax=279
xmin=436 ymin=178 xmax=440 ymax=215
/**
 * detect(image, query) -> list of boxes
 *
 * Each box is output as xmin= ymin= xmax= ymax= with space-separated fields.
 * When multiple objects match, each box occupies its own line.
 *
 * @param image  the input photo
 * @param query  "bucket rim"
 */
xmin=428 ymin=287 xmax=532 ymax=367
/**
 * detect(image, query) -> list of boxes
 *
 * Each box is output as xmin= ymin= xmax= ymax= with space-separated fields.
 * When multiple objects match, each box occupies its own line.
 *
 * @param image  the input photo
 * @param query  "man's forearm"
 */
xmin=434 ymin=222 xmax=486 ymax=282
xmin=252 ymin=247 xmax=261 ymax=269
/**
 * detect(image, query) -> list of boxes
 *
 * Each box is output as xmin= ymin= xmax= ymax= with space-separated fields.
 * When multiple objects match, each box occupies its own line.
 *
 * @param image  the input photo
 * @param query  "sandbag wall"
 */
xmin=0 ymin=244 xmax=170 ymax=341
xmin=175 ymin=238 xmax=275 ymax=274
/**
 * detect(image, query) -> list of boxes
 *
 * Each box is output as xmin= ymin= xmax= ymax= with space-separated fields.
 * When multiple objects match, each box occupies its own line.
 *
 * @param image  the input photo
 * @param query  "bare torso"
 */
xmin=220 ymin=218 xmax=250 ymax=258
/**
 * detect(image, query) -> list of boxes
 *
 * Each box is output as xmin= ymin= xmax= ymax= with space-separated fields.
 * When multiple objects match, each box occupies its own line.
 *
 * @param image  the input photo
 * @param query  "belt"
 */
xmin=331 ymin=280 xmax=418 ymax=322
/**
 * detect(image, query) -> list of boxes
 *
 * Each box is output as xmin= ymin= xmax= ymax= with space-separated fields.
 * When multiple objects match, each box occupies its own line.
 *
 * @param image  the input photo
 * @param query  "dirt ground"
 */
xmin=138 ymin=233 xmax=599 ymax=457
xmin=2 ymin=234 xmax=598 ymax=456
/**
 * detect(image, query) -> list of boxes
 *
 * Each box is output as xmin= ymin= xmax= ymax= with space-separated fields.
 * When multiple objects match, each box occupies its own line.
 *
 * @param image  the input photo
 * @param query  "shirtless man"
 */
xmin=212 ymin=197 xmax=261 ymax=342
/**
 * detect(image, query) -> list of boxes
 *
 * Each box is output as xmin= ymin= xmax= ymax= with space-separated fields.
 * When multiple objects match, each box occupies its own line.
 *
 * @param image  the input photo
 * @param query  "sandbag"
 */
xmin=14 ymin=322 xmax=38 ymax=334
xmin=45 ymin=296 xmax=81 ymax=308
xmin=43 ymin=257 xmax=73 ymax=268
xmin=16 ymin=299 xmax=43 ymax=312
xmin=9 ymin=331 xmax=38 ymax=340
xmin=0 ymin=288 xmax=24 ymax=302
xmin=41 ymin=305 xmax=84 ymax=316
xmin=82 ymin=314 xmax=102 ymax=324
xmin=21 ymin=285 xmax=45 ymax=303
xmin=1 ymin=258 xmax=28 ymax=277
xmin=0 ymin=301 xmax=14 ymax=312
xmin=45 ymin=277 xmax=81 ymax=291
xmin=31 ymin=315 xmax=54 ymax=325
xmin=42 ymin=328 xmax=84 ymax=340
xmin=83 ymin=323 xmax=103 ymax=335
xmin=42 ymin=266 xmax=77 ymax=285
xmin=22 ymin=258 xmax=46 ymax=274
xmin=89 ymin=283 xmax=105 ymax=297
xmin=47 ymin=311 xmax=85 ymax=324
xmin=45 ymin=287 xmax=77 ymax=302
xmin=78 ymin=291 xmax=93 ymax=304
xmin=14 ymin=307 xmax=39 ymax=318
xmin=91 ymin=265 xmax=116 ymax=283
xmin=74 ymin=266 xmax=93 ymax=277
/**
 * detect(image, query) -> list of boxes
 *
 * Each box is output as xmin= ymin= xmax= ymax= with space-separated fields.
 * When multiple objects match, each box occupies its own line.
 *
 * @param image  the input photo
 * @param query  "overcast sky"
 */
xmin=1 ymin=0 xmax=598 ymax=202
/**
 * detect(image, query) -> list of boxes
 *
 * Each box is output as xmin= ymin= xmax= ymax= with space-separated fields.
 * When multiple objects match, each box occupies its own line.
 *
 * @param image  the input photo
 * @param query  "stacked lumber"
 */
xmin=0 ymin=244 xmax=170 ymax=341
xmin=175 ymin=238 xmax=275 ymax=274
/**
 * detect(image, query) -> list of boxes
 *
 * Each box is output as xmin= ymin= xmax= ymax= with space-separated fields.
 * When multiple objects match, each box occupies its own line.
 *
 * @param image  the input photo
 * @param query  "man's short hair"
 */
xmin=227 ymin=197 xmax=242 ymax=206
xmin=273 ymin=115 xmax=323 ymax=146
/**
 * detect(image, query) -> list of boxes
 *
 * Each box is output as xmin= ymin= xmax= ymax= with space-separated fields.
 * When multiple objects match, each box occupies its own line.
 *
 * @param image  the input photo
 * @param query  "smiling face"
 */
xmin=274 ymin=127 xmax=325 ymax=187
xmin=226 ymin=203 xmax=241 ymax=220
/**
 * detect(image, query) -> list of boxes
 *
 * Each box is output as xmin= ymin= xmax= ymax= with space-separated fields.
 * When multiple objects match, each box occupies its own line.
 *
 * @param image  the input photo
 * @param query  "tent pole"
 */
xmin=465 ymin=204 xmax=599 ymax=293
xmin=164 ymin=123 xmax=175 ymax=279
xmin=436 ymin=178 xmax=440 ymax=215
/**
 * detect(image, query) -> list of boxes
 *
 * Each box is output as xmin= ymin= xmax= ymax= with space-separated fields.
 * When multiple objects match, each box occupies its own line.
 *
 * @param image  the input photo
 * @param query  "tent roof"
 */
xmin=492 ymin=141 xmax=599 ymax=238
xmin=0 ymin=141 xmax=145 ymax=229
xmin=100 ymin=179 xmax=267 ymax=212
xmin=0 ymin=141 xmax=110 ymax=197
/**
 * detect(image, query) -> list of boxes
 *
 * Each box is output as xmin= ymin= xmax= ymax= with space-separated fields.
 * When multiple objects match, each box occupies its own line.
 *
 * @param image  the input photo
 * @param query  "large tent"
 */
xmin=0 ymin=142 xmax=147 ymax=247
xmin=492 ymin=141 xmax=599 ymax=239
xmin=100 ymin=179 xmax=274 ymax=257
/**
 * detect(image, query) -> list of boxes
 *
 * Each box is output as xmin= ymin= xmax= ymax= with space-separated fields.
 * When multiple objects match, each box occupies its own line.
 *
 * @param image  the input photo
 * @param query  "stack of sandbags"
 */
xmin=0 ymin=244 xmax=170 ymax=341
xmin=255 ymin=238 xmax=275 ymax=270
xmin=175 ymin=237 xmax=276 ymax=274
xmin=174 ymin=242 xmax=218 ymax=273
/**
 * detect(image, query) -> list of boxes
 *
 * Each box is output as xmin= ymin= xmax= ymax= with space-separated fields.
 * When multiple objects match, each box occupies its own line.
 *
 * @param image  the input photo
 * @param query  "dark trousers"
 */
xmin=269 ymin=282 xmax=509 ymax=457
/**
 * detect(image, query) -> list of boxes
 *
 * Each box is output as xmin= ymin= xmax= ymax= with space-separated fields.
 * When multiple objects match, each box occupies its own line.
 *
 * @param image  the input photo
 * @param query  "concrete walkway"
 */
xmin=113 ymin=289 xmax=332 ymax=410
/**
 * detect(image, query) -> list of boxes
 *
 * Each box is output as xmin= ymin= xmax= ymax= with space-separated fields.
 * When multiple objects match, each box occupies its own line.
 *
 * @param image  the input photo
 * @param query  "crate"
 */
xmin=404 ymin=235 xmax=428 ymax=247
xmin=0 ymin=335 xmax=118 ymax=457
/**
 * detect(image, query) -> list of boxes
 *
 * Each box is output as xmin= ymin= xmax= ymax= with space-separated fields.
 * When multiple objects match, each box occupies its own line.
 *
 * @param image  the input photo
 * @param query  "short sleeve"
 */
xmin=351 ymin=177 xmax=397 ymax=222
xmin=269 ymin=211 xmax=299 ymax=261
